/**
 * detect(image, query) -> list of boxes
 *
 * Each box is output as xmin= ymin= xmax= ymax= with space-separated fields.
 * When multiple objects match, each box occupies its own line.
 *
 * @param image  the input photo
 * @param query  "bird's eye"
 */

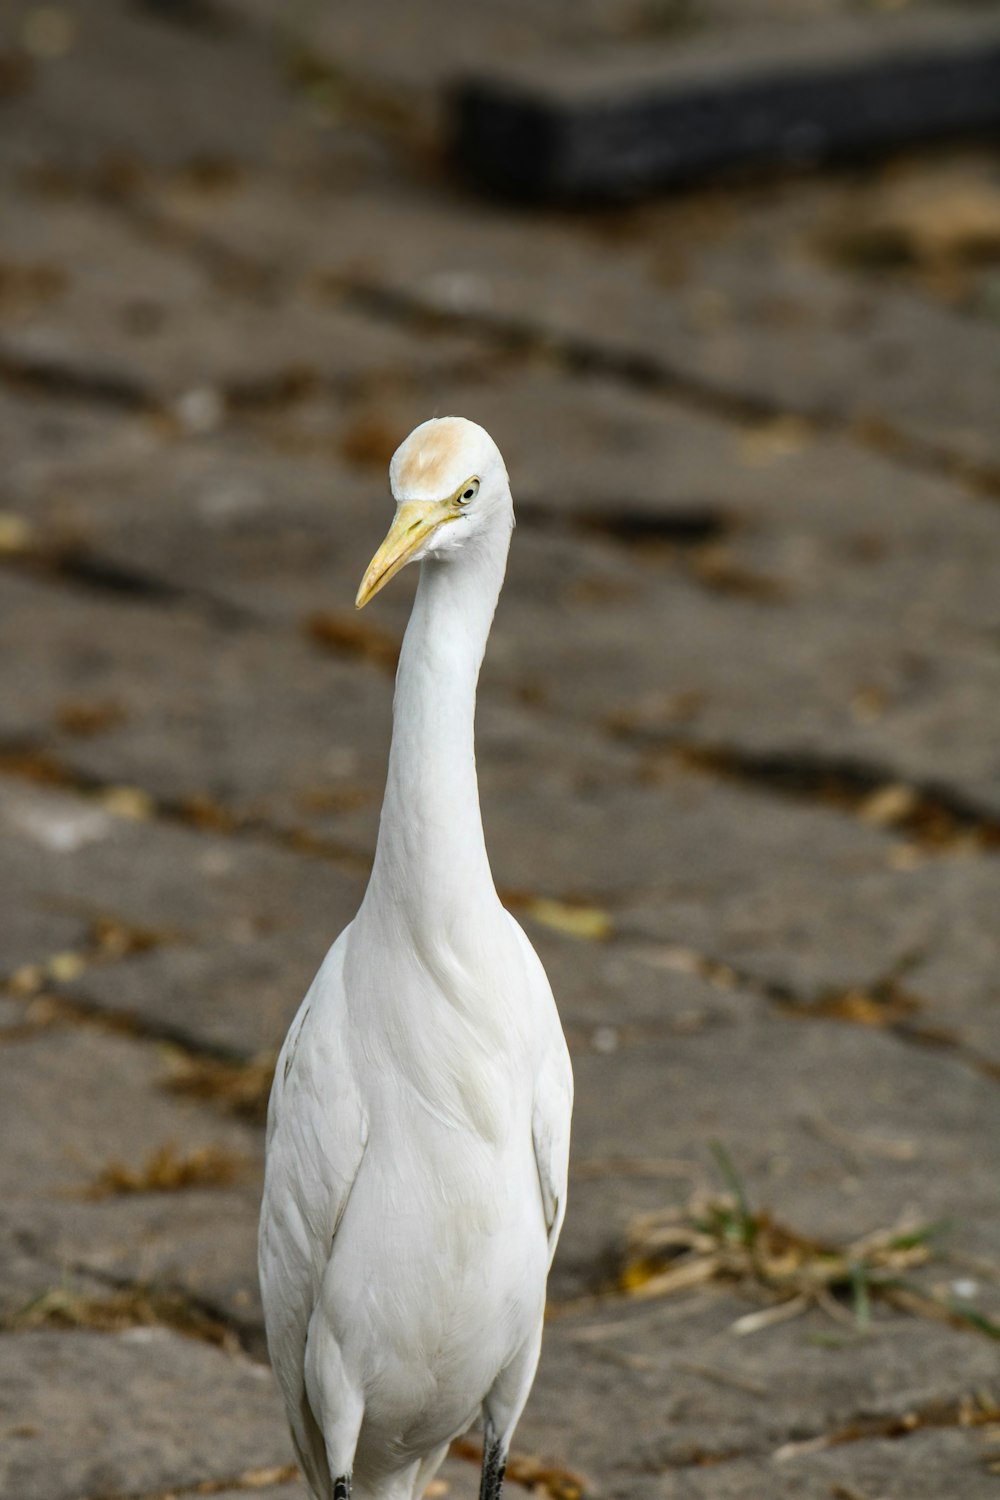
xmin=456 ymin=478 xmax=480 ymax=506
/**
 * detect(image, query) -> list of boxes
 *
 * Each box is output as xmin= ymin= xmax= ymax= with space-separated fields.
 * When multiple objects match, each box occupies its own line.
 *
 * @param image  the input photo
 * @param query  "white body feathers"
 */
xmin=259 ymin=419 xmax=573 ymax=1500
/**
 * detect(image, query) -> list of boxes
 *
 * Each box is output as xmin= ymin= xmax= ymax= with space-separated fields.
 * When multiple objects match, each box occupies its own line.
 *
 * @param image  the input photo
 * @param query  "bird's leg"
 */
xmin=333 ymin=1475 xmax=351 ymax=1500
xmin=479 ymin=1421 xmax=507 ymax=1500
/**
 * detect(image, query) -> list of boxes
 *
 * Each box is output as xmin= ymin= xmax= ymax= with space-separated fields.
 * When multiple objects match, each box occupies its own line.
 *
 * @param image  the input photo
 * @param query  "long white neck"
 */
xmin=362 ymin=521 xmax=510 ymax=946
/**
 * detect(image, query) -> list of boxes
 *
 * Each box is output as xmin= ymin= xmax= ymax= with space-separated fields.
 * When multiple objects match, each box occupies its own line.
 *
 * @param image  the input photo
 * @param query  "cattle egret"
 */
xmin=259 ymin=417 xmax=574 ymax=1500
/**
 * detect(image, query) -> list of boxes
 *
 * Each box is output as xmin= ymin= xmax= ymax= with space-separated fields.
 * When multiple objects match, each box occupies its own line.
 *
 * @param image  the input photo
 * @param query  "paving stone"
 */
xmin=0 ymin=1025 xmax=258 ymax=1199
xmin=0 ymin=896 xmax=92 ymax=982
xmin=12 ymin=1186 xmax=265 ymax=1344
xmin=0 ymin=192 xmax=483 ymax=404
xmin=491 ymin=527 xmax=1000 ymax=822
xmin=0 ymin=1199 xmax=114 ymax=1320
xmin=0 ymin=998 xmax=26 ymax=1030
xmin=0 ymin=565 xmax=647 ymax=865
xmin=0 ymin=389 xmax=150 ymax=496
xmin=0 ymin=1329 xmax=293 ymax=1500
xmin=0 ymin=770 xmax=359 ymax=953
xmin=456 ymin=11 xmax=1000 ymax=199
xmin=0 ymin=400 xmax=392 ymax=627
xmin=77 ymin=932 xmax=328 ymax=1060
xmin=0 ymin=569 xmax=392 ymax=846
xmin=661 ymin=1429 xmax=1000 ymax=1499
xmin=0 ymin=773 xmax=364 ymax=1057
xmin=561 ymin=1014 xmax=1000 ymax=1278
xmin=523 ymin=1290 xmax=1000 ymax=1494
xmin=0 ymin=0 xmax=291 ymax=175
xmin=0 ymin=1020 xmax=265 ymax=1335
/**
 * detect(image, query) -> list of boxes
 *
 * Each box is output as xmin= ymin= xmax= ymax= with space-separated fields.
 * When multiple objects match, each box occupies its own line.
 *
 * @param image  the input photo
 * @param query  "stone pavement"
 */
xmin=1 ymin=4 xmax=999 ymax=1498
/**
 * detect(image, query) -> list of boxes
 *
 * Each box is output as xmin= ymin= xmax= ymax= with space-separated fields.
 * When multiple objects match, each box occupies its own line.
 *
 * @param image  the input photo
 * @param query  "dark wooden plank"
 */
xmin=452 ymin=12 xmax=1000 ymax=201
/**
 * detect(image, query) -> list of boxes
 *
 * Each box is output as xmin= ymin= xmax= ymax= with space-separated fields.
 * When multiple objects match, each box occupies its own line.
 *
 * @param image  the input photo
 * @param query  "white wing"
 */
xmin=532 ymin=1024 xmax=573 ymax=1263
xmin=258 ymin=927 xmax=367 ymax=1498
xmin=507 ymin=916 xmax=574 ymax=1263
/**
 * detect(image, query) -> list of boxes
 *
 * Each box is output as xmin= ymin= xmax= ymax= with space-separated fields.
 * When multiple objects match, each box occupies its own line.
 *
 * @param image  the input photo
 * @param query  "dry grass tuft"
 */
xmin=510 ymin=895 xmax=613 ymax=943
xmin=688 ymin=546 xmax=788 ymax=602
xmin=55 ymin=698 xmax=127 ymax=737
xmin=83 ymin=1142 xmax=247 ymax=1198
xmin=619 ymin=1143 xmax=1000 ymax=1341
xmin=90 ymin=916 xmax=165 ymax=960
xmin=7 ymin=1283 xmax=237 ymax=1349
xmin=162 ymin=1051 xmax=276 ymax=1125
xmin=791 ymin=977 xmax=922 ymax=1031
xmin=177 ymin=793 xmax=243 ymax=834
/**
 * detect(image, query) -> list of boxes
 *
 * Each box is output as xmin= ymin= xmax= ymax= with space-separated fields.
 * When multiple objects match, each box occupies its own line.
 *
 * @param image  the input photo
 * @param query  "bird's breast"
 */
xmin=322 ymin=1107 xmax=548 ymax=1454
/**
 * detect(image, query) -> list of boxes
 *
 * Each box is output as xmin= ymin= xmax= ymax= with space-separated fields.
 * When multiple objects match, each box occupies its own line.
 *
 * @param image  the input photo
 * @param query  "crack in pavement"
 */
xmin=629 ymin=1388 xmax=1000 ymax=1474
xmin=0 ymin=349 xmax=152 ymax=411
xmin=0 ymin=737 xmax=373 ymax=877
xmin=611 ymin=934 xmax=1000 ymax=1085
xmin=0 ymin=1256 xmax=258 ymax=1357
xmin=632 ymin=737 xmax=1000 ymax=855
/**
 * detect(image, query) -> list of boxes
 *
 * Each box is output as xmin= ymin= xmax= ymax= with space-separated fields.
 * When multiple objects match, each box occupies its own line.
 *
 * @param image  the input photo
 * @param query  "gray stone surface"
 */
xmin=619 ymin=1428 xmax=1000 ymax=1499
xmin=0 ymin=775 xmax=361 ymax=976
xmin=0 ymin=193 xmax=482 ymax=403
xmin=0 ymin=0 xmax=294 ymax=175
xmin=0 ymin=1021 xmax=265 ymax=1331
xmin=0 ymin=1330 xmax=293 ymax=1500
xmin=0 ymin=1026 xmax=258 ymax=1199
xmin=524 ymin=1298 xmax=1000 ymax=1481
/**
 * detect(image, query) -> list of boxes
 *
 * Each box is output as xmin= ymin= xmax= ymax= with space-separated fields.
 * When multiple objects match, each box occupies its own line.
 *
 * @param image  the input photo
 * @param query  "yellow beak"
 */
xmin=355 ymin=499 xmax=456 ymax=609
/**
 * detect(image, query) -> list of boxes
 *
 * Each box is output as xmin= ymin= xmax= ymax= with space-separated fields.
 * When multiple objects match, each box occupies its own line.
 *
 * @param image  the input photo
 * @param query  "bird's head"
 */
xmin=356 ymin=416 xmax=512 ymax=609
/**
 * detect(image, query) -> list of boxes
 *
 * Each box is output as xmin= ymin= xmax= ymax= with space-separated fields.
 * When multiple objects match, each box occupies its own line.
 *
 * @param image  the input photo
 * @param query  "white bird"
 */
xmin=259 ymin=417 xmax=574 ymax=1500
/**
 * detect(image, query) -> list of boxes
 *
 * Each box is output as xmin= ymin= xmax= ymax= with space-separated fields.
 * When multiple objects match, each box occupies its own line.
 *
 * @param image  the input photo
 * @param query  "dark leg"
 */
xmin=479 ymin=1421 xmax=507 ymax=1500
xmin=333 ymin=1476 xmax=351 ymax=1500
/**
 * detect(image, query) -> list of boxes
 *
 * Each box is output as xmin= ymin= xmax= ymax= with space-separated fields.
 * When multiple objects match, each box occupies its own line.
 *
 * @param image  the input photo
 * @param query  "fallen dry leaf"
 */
xmin=306 ymin=611 xmax=400 ymax=672
xmin=55 ymin=699 xmax=126 ymax=737
xmin=98 ymin=785 xmax=156 ymax=821
xmin=83 ymin=1142 xmax=247 ymax=1198
xmin=162 ymin=1051 xmax=276 ymax=1124
xmin=0 ymin=511 xmax=35 ymax=554
xmin=340 ymin=411 xmax=401 ymax=470
xmin=519 ymin=897 xmax=613 ymax=942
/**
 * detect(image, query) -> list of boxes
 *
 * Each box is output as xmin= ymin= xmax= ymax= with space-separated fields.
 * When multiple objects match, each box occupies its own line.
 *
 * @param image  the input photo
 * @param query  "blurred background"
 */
xmin=1 ymin=2 xmax=1000 ymax=1498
